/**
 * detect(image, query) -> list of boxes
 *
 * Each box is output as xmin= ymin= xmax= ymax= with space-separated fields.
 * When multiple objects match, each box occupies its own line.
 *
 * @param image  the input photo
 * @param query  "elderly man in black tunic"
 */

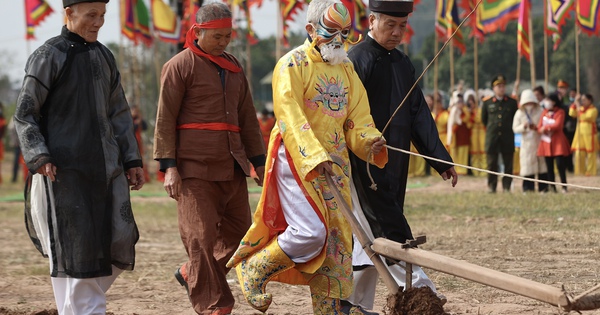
xmin=14 ymin=0 xmax=144 ymax=313
xmin=343 ymin=0 xmax=458 ymax=313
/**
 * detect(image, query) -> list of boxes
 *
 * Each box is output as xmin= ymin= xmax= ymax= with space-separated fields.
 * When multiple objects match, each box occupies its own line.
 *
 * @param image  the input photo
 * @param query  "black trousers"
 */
xmin=523 ymin=173 xmax=548 ymax=192
xmin=545 ymin=156 xmax=568 ymax=191
xmin=487 ymin=150 xmax=514 ymax=192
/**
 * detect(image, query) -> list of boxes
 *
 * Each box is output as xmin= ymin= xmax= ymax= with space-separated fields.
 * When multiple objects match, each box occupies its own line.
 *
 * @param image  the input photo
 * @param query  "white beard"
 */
xmin=320 ymin=43 xmax=347 ymax=65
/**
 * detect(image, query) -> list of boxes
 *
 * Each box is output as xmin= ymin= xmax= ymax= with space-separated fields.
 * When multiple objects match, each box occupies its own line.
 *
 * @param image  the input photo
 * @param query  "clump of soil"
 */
xmin=384 ymin=286 xmax=449 ymax=315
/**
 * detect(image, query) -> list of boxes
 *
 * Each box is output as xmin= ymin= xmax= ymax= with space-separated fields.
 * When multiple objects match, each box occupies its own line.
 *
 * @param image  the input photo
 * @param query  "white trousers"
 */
xmin=275 ymin=143 xmax=327 ymax=263
xmin=347 ymin=181 xmax=436 ymax=310
xmin=51 ymin=266 xmax=122 ymax=315
xmin=31 ymin=174 xmax=123 ymax=315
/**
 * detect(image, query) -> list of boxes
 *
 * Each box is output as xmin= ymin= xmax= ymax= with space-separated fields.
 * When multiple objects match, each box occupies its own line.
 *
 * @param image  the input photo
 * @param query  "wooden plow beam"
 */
xmin=372 ymin=236 xmax=600 ymax=312
xmin=324 ymin=176 xmax=600 ymax=312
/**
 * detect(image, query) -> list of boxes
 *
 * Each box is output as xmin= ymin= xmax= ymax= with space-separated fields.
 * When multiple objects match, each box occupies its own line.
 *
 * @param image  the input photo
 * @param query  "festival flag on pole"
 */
xmin=435 ymin=0 xmax=448 ymax=40
xmin=446 ymin=0 xmax=465 ymax=53
xmin=517 ymin=0 xmax=531 ymax=61
xmin=576 ymin=0 xmax=600 ymax=36
xmin=280 ymin=0 xmax=305 ymax=47
xmin=121 ymin=0 xmax=136 ymax=41
xmin=459 ymin=0 xmax=484 ymax=43
xmin=401 ymin=24 xmax=414 ymax=44
xmin=180 ymin=0 xmax=201 ymax=44
xmin=545 ymin=0 xmax=574 ymax=50
xmin=152 ymin=0 xmax=181 ymax=44
xmin=401 ymin=0 xmax=419 ymax=45
xmin=135 ymin=0 xmax=153 ymax=46
xmin=234 ymin=0 xmax=260 ymax=45
xmin=24 ymin=0 xmax=54 ymax=40
xmin=478 ymin=0 xmax=520 ymax=34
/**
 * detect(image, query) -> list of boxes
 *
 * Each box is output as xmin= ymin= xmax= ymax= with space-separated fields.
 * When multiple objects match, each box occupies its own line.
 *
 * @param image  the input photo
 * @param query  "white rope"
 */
xmin=386 ymin=144 xmax=600 ymax=191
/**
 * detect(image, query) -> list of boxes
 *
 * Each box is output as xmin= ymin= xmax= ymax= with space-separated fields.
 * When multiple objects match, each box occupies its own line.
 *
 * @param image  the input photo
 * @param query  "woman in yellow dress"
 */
xmin=569 ymin=93 xmax=598 ymax=176
xmin=432 ymin=92 xmax=450 ymax=151
xmin=465 ymin=90 xmax=486 ymax=176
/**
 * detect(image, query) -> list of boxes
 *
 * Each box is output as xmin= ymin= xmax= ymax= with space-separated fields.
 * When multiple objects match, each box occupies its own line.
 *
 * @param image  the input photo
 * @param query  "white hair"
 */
xmin=306 ymin=0 xmax=341 ymax=25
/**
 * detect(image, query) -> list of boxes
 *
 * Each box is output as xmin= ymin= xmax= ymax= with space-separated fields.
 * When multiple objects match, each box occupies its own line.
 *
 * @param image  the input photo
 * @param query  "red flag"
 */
xmin=401 ymin=24 xmax=414 ymax=44
xmin=401 ymin=0 xmax=419 ymax=45
xmin=25 ymin=0 xmax=54 ymax=40
xmin=517 ymin=0 xmax=531 ymax=61
xmin=180 ymin=0 xmax=201 ymax=44
xmin=459 ymin=0 xmax=484 ymax=43
xmin=576 ymin=0 xmax=600 ymax=36
xmin=280 ymin=0 xmax=305 ymax=47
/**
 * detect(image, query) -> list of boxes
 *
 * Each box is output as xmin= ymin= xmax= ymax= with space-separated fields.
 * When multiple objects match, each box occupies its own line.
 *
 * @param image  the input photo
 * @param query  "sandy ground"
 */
xmin=1 ymin=174 xmax=600 ymax=314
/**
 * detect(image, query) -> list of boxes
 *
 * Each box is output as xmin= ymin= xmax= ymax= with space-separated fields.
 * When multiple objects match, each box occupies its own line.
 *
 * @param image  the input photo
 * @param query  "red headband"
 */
xmin=196 ymin=18 xmax=232 ymax=29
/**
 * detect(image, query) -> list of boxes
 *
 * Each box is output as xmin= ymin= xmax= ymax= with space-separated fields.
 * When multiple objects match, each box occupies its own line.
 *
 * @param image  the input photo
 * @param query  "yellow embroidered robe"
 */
xmin=228 ymin=41 xmax=387 ymax=299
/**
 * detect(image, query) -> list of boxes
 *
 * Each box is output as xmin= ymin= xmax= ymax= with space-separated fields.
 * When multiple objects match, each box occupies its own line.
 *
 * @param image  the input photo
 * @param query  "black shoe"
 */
xmin=174 ymin=267 xmax=190 ymax=297
xmin=340 ymin=301 xmax=379 ymax=315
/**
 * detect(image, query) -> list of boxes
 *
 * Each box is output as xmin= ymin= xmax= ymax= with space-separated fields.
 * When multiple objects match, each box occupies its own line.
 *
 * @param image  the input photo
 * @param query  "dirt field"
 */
xmin=1 ymin=169 xmax=600 ymax=314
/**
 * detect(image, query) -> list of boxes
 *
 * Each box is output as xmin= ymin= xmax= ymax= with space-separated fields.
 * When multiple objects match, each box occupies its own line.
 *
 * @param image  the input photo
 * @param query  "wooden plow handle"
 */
xmin=324 ymin=175 xmax=399 ymax=293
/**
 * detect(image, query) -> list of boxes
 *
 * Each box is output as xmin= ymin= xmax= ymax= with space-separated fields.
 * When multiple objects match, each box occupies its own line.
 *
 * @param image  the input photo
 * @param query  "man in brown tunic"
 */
xmin=153 ymin=3 xmax=266 ymax=314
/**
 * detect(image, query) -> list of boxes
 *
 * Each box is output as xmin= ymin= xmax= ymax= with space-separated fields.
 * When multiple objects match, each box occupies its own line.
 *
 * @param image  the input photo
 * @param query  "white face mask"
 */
xmin=542 ymin=101 xmax=554 ymax=110
xmin=524 ymin=104 xmax=534 ymax=110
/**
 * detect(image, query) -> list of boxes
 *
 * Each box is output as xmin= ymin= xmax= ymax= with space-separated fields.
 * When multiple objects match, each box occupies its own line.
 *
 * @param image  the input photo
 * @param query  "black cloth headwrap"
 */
xmin=369 ymin=0 xmax=413 ymax=17
xmin=63 ymin=0 xmax=109 ymax=8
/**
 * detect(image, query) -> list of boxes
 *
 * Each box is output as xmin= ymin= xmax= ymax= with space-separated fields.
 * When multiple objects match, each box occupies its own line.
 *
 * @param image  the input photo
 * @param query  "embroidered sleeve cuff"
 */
xmin=28 ymin=154 xmax=53 ymax=174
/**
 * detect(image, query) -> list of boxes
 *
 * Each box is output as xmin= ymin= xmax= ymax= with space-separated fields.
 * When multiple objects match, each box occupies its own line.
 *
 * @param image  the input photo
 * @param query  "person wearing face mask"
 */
xmin=569 ymin=93 xmax=598 ymax=176
xmin=556 ymin=80 xmax=576 ymax=173
xmin=512 ymin=89 xmax=548 ymax=192
xmin=537 ymin=92 xmax=571 ymax=193
xmin=14 ymin=1 xmax=145 ymax=313
xmin=227 ymin=0 xmax=388 ymax=313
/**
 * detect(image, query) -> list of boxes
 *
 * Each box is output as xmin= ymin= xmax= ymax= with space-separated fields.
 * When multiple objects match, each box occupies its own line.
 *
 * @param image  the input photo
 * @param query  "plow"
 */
xmin=324 ymin=176 xmax=600 ymax=313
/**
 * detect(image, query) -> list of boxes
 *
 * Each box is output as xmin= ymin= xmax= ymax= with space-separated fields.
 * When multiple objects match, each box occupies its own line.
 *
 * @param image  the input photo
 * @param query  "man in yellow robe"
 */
xmin=227 ymin=0 xmax=387 ymax=314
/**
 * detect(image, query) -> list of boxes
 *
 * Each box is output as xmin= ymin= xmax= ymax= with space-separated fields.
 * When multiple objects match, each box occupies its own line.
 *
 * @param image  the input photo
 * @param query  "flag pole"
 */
xmin=528 ymin=5 xmax=536 ymax=87
xmin=474 ymin=36 xmax=479 ymax=99
xmin=575 ymin=27 xmax=580 ymax=93
xmin=543 ymin=0 xmax=549 ymax=92
xmin=450 ymin=42 xmax=455 ymax=91
xmin=275 ymin=1 xmax=283 ymax=61
xmin=434 ymin=32 xmax=439 ymax=104
xmin=516 ymin=55 xmax=521 ymax=89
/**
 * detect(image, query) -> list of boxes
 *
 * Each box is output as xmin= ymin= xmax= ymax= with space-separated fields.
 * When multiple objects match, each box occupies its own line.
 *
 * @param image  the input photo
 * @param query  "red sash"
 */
xmin=177 ymin=122 xmax=241 ymax=133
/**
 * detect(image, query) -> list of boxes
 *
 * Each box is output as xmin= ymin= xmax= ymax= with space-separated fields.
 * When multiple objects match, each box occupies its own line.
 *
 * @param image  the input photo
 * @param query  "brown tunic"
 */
xmin=153 ymin=49 xmax=265 ymax=180
xmin=153 ymin=48 xmax=265 ymax=313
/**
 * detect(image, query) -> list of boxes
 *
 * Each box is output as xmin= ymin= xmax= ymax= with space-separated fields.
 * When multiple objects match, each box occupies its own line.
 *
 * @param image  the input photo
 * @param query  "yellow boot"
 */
xmin=235 ymin=237 xmax=294 ymax=312
xmin=311 ymin=292 xmax=343 ymax=315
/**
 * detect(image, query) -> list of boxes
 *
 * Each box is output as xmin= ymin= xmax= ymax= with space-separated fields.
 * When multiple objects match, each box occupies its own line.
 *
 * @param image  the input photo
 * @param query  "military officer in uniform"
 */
xmin=481 ymin=75 xmax=518 ymax=193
